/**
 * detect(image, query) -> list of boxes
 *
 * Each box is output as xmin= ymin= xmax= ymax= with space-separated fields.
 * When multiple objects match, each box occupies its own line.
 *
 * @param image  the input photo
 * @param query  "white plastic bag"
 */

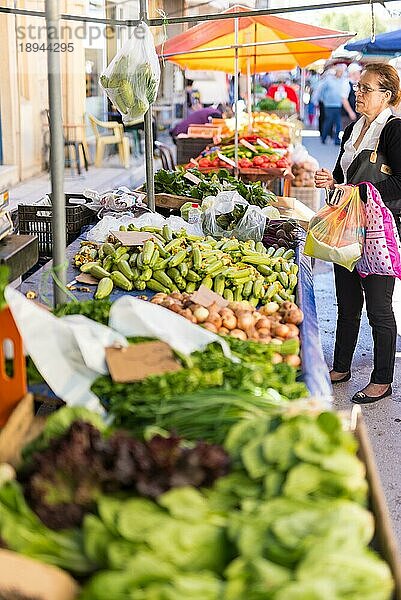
xmin=99 ymin=23 xmax=160 ymax=124
xmin=201 ymin=191 xmax=266 ymax=241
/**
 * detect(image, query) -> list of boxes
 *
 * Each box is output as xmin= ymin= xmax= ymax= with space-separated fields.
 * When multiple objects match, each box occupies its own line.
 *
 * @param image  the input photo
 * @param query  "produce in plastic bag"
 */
xmin=291 ymin=144 xmax=319 ymax=187
xmin=201 ymin=191 xmax=266 ymax=241
xmin=99 ymin=23 xmax=160 ymax=124
xmin=304 ymin=187 xmax=366 ymax=271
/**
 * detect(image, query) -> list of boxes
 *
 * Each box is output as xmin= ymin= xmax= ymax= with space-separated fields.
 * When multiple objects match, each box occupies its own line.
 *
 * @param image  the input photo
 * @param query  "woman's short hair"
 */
xmin=363 ymin=63 xmax=401 ymax=106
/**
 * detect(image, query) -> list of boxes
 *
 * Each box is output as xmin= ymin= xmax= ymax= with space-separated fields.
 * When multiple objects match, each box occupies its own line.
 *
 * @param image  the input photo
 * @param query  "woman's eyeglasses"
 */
xmin=353 ymin=83 xmax=388 ymax=94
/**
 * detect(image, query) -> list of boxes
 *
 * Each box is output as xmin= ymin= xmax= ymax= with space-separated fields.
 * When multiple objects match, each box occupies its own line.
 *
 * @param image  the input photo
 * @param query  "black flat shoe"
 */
xmin=330 ymin=371 xmax=351 ymax=384
xmin=351 ymin=385 xmax=392 ymax=404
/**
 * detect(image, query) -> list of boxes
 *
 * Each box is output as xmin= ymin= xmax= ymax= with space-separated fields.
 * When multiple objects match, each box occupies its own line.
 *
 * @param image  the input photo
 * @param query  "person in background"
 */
xmin=342 ymin=63 xmax=362 ymax=129
xmin=317 ymin=64 xmax=348 ymax=145
xmin=185 ymin=79 xmax=201 ymax=111
xmin=314 ymin=63 xmax=401 ymax=403
xmin=312 ymin=68 xmax=331 ymax=138
xmin=170 ymin=104 xmax=224 ymax=142
xmin=267 ymin=80 xmax=300 ymax=112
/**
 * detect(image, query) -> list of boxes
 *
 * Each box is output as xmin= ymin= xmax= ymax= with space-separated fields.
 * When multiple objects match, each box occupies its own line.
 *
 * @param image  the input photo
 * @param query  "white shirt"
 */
xmin=340 ymin=107 xmax=392 ymax=182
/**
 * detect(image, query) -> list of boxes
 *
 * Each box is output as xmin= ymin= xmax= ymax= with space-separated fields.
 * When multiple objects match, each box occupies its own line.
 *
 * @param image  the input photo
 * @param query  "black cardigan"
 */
xmin=332 ymin=117 xmax=401 ymax=215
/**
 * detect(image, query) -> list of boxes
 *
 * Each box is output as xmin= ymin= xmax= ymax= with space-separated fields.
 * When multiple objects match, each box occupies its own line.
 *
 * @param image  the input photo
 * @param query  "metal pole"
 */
xmin=300 ymin=68 xmax=306 ymax=122
xmin=247 ymin=56 xmax=252 ymax=134
xmin=139 ymin=0 xmax=155 ymax=212
xmin=0 ymin=0 xmax=399 ymax=27
xmin=45 ymin=0 xmax=66 ymax=306
xmin=234 ymin=17 xmax=239 ymax=176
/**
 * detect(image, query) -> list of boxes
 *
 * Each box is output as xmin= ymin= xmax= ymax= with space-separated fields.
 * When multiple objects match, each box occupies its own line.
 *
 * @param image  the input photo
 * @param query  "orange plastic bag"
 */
xmin=304 ymin=187 xmax=366 ymax=271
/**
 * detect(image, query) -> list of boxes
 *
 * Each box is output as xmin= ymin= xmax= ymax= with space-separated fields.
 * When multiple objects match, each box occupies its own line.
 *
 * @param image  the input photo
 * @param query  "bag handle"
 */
xmin=370 ymin=115 xmax=401 ymax=163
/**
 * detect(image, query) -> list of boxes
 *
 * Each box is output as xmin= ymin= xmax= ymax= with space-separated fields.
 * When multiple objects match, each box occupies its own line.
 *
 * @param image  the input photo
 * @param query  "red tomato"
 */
xmin=253 ymin=156 xmax=265 ymax=166
xmin=198 ymin=158 xmax=210 ymax=168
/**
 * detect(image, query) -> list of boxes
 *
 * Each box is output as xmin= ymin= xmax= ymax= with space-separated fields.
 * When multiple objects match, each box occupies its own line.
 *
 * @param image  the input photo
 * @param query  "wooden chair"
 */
xmin=155 ymin=140 xmax=176 ymax=170
xmin=88 ymin=114 xmax=130 ymax=169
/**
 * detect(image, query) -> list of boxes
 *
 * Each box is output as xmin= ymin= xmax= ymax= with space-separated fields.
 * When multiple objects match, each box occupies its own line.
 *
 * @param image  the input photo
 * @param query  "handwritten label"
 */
xmin=191 ymin=284 xmax=228 ymax=309
xmin=240 ymin=138 xmax=257 ymax=152
xmin=217 ymin=152 xmax=236 ymax=168
xmin=75 ymin=273 xmax=99 ymax=285
xmin=183 ymin=171 xmax=202 ymax=185
xmin=105 ymin=341 xmax=182 ymax=383
xmin=110 ymin=231 xmax=156 ymax=246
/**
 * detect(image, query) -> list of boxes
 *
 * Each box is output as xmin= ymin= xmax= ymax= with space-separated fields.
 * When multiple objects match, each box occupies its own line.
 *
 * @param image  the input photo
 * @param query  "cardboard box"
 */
xmin=275 ymin=196 xmax=315 ymax=230
xmin=355 ymin=414 xmax=401 ymax=599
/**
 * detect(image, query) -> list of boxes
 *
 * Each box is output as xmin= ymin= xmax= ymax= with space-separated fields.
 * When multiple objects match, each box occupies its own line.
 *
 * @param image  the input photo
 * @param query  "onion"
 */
xmin=286 ymin=324 xmax=300 ymax=338
xmin=202 ymin=322 xmax=218 ymax=333
xmin=273 ymin=324 xmax=290 ymax=339
xmin=253 ymin=311 xmax=263 ymax=322
xmin=193 ymin=306 xmax=210 ymax=323
xmin=150 ymin=294 xmax=167 ymax=305
xmin=170 ymin=292 xmax=183 ymax=300
xmin=271 ymin=352 xmax=283 ymax=364
xmin=285 ymin=354 xmax=301 ymax=367
xmin=219 ymin=327 xmax=230 ymax=336
xmin=260 ymin=302 xmax=280 ymax=316
xmin=206 ymin=312 xmax=223 ymax=329
xmin=255 ymin=317 xmax=271 ymax=330
xmin=236 ymin=311 xmax=254 ymax=332
xmin=256 ymin=327 xmax=271 ymax=337
xmin=229 ymin=328 xmax=248 ymax=341
xmin=169 ymin=302 xmax=184 ymax=313
xmin=221 ymin=312 xmax=237 ymax=330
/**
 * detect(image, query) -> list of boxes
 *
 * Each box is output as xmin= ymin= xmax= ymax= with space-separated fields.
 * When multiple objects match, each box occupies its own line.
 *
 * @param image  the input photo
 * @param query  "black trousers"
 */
xmin=333 ymin=264 xmax=396 ymax=384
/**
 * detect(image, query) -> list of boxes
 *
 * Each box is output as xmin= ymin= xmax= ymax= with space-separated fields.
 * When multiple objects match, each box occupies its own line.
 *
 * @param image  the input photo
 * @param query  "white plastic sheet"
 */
xmin=109 ymin=296 xmax=232 ymax=357
xmin=4 ymin=289 xmax=233 ymax=412
xmin=4 ymin=287 xmax=127 ymax=414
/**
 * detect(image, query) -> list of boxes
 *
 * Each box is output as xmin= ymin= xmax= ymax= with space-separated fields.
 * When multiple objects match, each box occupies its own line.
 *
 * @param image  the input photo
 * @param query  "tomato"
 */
xmin=198 ymin=157 xmax=210 ymax=168
xmin=239 ymin=158 xmax=253 ymax=168
xmin=252 ymin=156 xmax=265 ymax=166
xmin=211 ymin=157 xmax=220 ymax=167
xmin=276 ymin=159 xmax=289 ymax=168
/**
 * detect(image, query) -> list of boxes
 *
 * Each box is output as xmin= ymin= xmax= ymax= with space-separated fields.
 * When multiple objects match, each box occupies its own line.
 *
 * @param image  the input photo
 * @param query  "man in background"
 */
xmin=316 ymin=64 xmax=348 ymax=145
xmin=342 ymin=63 xmax=361 ymax=129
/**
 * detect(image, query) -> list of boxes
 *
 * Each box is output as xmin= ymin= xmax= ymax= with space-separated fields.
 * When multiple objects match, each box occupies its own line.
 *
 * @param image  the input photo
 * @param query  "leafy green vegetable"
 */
xmin=22 ymin=406 xmax=108 ymax=462
xmin=53 ymin=299 xmax=111 ymax=324
xmin=152 ymin=168 xmax=277 ymax=208
xmin=0 ymin=481 xmax=94 ymax=574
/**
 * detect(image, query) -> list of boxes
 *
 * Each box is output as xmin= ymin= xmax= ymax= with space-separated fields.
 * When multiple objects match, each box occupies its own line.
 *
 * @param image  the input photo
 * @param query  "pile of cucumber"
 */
xmin=75 ymin=225 xmax=298 ymax=304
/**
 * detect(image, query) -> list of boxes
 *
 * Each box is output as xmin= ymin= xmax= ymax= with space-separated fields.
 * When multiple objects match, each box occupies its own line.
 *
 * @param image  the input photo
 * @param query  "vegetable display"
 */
xmin=153 ymin=168 xmax=277 ymax=208
xmin=19 ymin=420 xmax=229 ymax=530
xmin=92 ymin=337 xmax=307 ymax=437
xmin=73 ymin=228 xmax=299 ymax=304
xmin=0 ymin=408 xmax=393 ymax=599
xmin=188 ymin=145 xmax=290 ymax=171
xmin=263 ymin=219 xmax=302 ymax=250
xmin=150 ymin=294 xmax=303 ymax=350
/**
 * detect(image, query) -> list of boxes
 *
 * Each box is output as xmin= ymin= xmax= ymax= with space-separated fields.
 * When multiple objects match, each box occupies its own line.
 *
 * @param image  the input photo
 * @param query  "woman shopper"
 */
xmin=314 ymin=63 xmax=401 ymax=404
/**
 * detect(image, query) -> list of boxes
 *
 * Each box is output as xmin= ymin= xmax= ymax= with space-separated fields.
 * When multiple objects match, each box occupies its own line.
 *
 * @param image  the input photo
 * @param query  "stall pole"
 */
xmin=300 ymin=67 xmax=306 ymax=122
xmin=45 ymin=0 xmax=67 ymax=305
xmin=139 ymin=0 xmax=155 ymax=212
xmin=247 ymin=56 xmax=252 ymax=133
xmin=234 ymin=17 xmax=239 ymax=175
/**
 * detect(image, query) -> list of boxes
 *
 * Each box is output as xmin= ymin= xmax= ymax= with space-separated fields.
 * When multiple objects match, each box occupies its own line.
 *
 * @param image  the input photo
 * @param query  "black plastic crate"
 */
xmin=176 ymin=137 xmax=213 ymax=165
xmin=18 ymin=193 xmax=94 ymax=257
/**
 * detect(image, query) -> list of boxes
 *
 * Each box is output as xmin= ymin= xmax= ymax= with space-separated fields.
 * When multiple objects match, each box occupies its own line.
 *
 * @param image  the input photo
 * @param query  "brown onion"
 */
xmin=286 ymin=324 xmax=300 ymax=338
xmin=285 ymin=354 xmax=301 ymax=367
xmin=221 ymin=312 xmax=237 ymax=330
xmin=271 ymin=352 xmax=283 ymax=364
xmin=218 ymin=327 xmax=230 ymax=336
xmin=260 ymin=302 xmax=280 ymax=316
xmin=229 ymin=328 xmax=248 ymax=341
xmin=255 ymin=317 xmax=271 ymax=330
xmin=193 ymin=306 xmax=210 ymax=323
xmin=202 ymin=322 xmax=218 ymax=333
xmin=206 ymin=312 xmax=223 ymax=329
xmin=236 ymin=311 xmax=254 ymax=332
xmin=273 ymin=324 xmax=290 ymax=338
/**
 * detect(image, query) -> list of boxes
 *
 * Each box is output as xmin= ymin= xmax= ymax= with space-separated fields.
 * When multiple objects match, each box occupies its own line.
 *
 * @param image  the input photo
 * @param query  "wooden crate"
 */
xmin=355 ymin=413 xmax=401 ymax=599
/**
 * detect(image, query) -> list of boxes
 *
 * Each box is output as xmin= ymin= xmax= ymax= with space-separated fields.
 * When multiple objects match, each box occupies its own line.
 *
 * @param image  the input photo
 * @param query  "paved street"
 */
xmin=303 ymin=134 xmax=401 ymax=549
